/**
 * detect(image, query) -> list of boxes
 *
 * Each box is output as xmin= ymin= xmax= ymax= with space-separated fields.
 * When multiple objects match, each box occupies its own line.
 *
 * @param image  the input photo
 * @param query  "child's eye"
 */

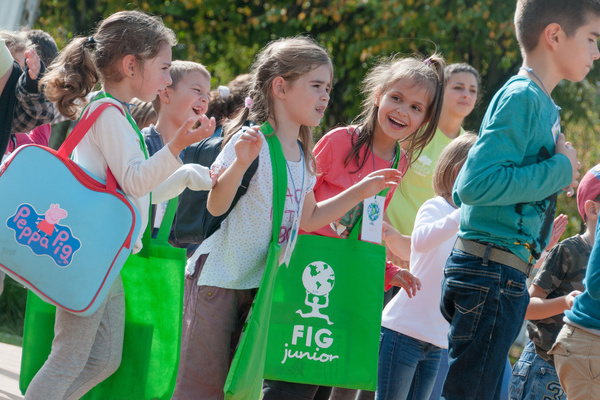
xmin=412 ymin=105 xmax=422 ymax=112
xmin=392 ymin=96 xmax=401 ymax=102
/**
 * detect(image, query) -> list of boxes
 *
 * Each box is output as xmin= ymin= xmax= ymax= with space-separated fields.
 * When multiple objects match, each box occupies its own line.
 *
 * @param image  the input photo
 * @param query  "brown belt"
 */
xmin=454 ymin=237 xmax=533 ymax=277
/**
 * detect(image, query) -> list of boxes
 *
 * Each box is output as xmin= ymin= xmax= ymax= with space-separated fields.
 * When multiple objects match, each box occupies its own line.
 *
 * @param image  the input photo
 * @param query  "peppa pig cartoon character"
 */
xmin=37 ymin=204 xmax=68 ymax=236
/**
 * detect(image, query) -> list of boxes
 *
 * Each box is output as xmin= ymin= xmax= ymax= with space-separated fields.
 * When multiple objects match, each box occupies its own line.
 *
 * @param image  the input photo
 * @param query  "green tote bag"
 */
xmin=263 ymin=143 xmax=401 ymax=390
xmin=263 ymin=221 xmax=386 ymax=391
xmin=20 ymin=199 xmax=187 ymax=399
xmin=223 ymin=126 xmax=287 ymax=400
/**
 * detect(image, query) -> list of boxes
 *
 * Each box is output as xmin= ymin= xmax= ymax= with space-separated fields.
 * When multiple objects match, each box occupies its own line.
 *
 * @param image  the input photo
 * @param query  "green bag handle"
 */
xmin=348 ymin=142 xmax=402 ymax=242
xmin=261 ymin=122 xmax=287 ymax=242
xmin=138 ymin=197 xmax=178 ymax=257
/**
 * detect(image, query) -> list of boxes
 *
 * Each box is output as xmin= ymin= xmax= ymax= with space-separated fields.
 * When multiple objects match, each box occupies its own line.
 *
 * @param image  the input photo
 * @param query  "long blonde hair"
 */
xmin=223 ymin=36 xmax=333 ymax=173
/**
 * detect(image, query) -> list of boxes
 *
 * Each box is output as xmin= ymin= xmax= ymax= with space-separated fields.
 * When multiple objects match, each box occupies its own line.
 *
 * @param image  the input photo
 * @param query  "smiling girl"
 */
xmin=173 ymin=36 xmax=403 ymax=399
xmin=262 ymin=54 xmax=446 ymax=400
xmin=386 ymin=63 xmax=480 ymax=246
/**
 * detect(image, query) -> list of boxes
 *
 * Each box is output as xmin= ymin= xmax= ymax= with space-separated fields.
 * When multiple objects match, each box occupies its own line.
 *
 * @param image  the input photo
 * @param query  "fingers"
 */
xmin=239 ymin=127 xmax=262 ymax=143
xmin=553 ymin=214 xmax=568 ymax=232
xmin=24 ymin=49 xmax=41 ymax=80
xmin=190 ymin=115 xmax=216 ymax=139
xmin=179 ymin=117 xmax=197 ymax=133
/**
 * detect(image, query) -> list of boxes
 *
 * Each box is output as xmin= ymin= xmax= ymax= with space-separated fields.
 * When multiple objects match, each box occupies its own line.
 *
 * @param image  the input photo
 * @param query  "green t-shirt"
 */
xmin=386 ymin=127 xmax=460 ymax=235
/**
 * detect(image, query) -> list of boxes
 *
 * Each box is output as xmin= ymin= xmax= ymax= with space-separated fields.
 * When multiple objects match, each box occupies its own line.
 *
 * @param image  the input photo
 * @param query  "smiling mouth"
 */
xmin=316 ymin=106 xmax=326 ymax=115
xmin=192 ymin=106 xmax=204 ymax=115
xmin=389 ymin=116 xmax=407 ymax=128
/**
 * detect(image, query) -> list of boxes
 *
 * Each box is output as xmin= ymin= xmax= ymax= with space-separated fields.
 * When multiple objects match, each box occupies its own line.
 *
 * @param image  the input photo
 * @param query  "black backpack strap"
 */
xmin=204 ymin=155 xmax=259 ymax=238
xmin=172 ymin=135 xmax=259 ymax=245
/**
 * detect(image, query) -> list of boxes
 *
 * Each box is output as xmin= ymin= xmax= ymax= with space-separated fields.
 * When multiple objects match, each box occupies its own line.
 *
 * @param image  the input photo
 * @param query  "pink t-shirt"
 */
xmin=305 ymin=126 xmax=409 ymax=289
xmin=308 ymin=126 xmax=408 ymax=238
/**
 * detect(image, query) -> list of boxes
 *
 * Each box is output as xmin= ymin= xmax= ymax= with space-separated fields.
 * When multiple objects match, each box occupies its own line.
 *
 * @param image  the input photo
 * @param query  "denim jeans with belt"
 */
xmin=509 ymin=340 xmax=565 ymax=400
xmin=440 ymin=247 xmax=530 ymax=400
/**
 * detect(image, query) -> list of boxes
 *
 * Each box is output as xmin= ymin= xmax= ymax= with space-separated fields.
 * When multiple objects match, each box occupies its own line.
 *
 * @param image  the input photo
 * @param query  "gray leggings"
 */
xmin=25 ymin=276 xmax=125 ymax=400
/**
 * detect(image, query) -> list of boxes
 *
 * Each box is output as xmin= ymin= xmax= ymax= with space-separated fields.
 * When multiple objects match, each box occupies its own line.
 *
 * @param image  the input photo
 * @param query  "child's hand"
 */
xmin=565 ymin=290 xmax=582 ymax=310
xmin=209 ymin=169 xmax=218 ymax=187
xmin=168 ymin=116 xmax=217 ymax=158
xmin=24 ymin=49 xmax=41 ymax=80
xmin=556 ymin=133 xmax=581 ymax=196
xmin=234 ymin=126 xmax=262 ymax=168
xmin=382 ymin=220 xmax=411 ymax=262
xmin=546 ymin=214 xmax=568 ymax=251
xmin=357 ymin=168 xmax=403 ymax=198
xmin=389 ymin=269 xmax=421 ymax=298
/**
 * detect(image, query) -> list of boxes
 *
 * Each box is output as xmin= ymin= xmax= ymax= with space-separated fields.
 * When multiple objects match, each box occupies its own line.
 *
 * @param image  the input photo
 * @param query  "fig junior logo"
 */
xmin=366 ymin=201 xmax=380 ymax=222
xmin=296 ymin=261 xmax=336 ymax=325
xmin=6 ymin=203 xmax=81 ymax=267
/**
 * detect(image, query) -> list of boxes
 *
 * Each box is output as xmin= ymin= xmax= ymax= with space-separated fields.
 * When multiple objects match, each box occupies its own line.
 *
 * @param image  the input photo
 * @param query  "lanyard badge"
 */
xmin=361 ymin=194 xmax=385 ymax=244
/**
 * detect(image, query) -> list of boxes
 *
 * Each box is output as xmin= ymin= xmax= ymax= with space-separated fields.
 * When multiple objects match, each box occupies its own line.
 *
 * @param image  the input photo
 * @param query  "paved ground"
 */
xmin=0 ymin=342 xmax=23 ymax=400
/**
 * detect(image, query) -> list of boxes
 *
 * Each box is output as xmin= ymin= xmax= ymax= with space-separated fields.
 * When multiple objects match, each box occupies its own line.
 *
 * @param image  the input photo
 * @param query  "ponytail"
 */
xmin=41 ymin=37 xmax=98 ymax=120
xmin=404 ymin=54 xmax=445 ymax=168
xmin=42 ymin=11 xmax=176 ymax=120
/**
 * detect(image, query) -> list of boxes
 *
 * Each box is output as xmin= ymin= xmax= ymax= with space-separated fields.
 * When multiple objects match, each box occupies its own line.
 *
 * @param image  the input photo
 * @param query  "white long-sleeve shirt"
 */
xmin=382 ymin=196 xmax=460 ymax=348
xmin=71 ymin=98 xmax=183 ymax=253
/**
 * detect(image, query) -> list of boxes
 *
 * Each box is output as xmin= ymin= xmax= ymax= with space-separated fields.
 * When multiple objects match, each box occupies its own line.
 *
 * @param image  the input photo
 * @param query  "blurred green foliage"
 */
xmin=36 ymin=0 xmax=600 ymax=238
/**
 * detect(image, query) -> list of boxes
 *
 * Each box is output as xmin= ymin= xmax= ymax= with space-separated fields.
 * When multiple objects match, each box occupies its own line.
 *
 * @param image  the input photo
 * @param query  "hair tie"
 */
xmin=218 ymin=85 xmax=230 ymax=99
xmin=85 ymin=36 xmax=96 ymax=49
xmin=423 ymin=57 xmax=433 ymax=67
xmin=244 ymin=96 xmax=253 ymax=109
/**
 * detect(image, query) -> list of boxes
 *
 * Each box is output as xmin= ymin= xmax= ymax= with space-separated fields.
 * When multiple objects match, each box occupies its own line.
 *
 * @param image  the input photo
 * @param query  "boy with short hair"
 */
xmin=144 ymin=60 xmax=213 ymax=156
xmin=508 ymin=166 xmax=600 ymax=400
xmin=439 ymin=1 xmax=600 ymax=399
xmin=142 ymin=60 xmax=215 ymax=230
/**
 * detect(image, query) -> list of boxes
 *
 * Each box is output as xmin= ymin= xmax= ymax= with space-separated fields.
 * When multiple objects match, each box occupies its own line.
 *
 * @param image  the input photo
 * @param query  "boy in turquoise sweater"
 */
xmin=439 ymin=1 xmax=600 ymax=399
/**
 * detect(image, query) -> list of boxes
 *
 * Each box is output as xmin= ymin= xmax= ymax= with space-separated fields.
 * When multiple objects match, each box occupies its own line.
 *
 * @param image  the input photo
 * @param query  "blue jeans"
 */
xmin=509 ymin=340 xmax=565 ymax=400
xmin=429 ymin=350 xmax=512 ymax=400
xmin=376 ymin=327 xmax=442 ymax=400
xmin=440 ymin=248 xmax=529 ymax=400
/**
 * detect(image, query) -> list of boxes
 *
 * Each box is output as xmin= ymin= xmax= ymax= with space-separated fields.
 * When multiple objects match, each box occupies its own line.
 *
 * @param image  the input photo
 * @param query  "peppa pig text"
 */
xmin=6 ymin=203 xmax=81 ymax=267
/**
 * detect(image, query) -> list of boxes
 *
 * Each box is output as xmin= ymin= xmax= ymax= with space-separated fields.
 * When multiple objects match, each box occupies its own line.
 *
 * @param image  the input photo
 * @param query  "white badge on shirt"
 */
xmin=361 ymin=195 xmax=385 ymax=244
xmin=281 ymin=215 xmax=301 ymax=267
xmin=153 ymin=201 xmax=168 ymax=229
xmin=552 ymin=116 xmax=561 ymax=143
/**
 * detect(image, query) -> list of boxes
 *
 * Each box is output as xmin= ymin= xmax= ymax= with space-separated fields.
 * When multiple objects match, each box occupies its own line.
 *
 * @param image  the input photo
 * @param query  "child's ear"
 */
xmin=374 ymin=87 xmax=382 ymax=107
xmin=272 ymin=76 xmax=287 ymax=99
xmin=121 ymin=54 xmax=138 ymax=78
xmin=544 ymin=22 xmax=563 ymax=50
xmin=585 ymin=200 xmax=599 ymax=220
xmin=158 ymin=87 xmax=170 ymax=104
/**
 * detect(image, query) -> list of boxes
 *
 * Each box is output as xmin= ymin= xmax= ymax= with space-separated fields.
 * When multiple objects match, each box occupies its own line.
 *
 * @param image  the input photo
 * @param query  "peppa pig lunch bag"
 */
xmin=0 ymin=102 xmax=141 ymax=316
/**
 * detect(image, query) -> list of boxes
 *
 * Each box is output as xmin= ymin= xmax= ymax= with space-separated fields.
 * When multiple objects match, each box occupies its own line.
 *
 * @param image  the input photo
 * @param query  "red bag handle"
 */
xmin=57 ymin=103 xmax=123 ymax=194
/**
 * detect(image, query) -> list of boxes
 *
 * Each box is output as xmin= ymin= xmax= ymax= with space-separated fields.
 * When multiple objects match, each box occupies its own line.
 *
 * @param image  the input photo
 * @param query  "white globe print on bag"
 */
xmin=302 ymin=261 xmax=335 ymax=296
